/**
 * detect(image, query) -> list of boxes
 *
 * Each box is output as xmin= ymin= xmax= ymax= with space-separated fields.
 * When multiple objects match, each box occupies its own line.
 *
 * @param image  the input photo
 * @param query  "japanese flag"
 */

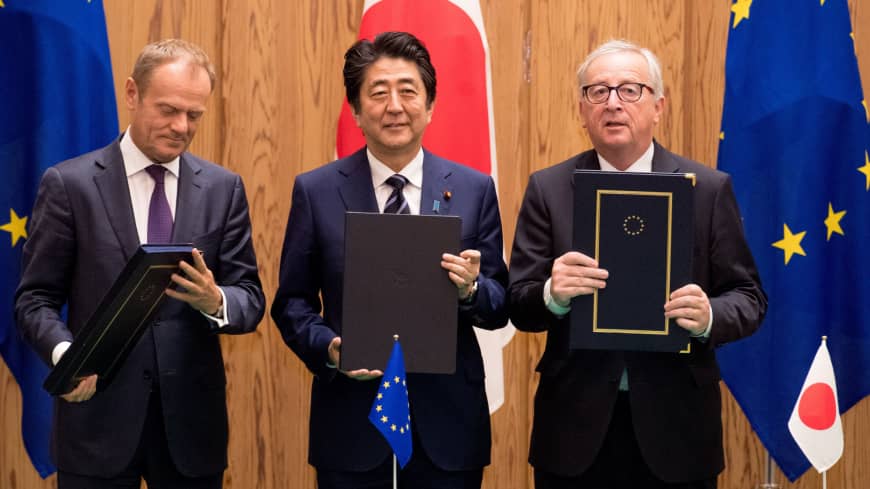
xmin=337 ymin=0 xmax=514 ymax=413
xmin=787 ymin=339 xmax=843 ymax=473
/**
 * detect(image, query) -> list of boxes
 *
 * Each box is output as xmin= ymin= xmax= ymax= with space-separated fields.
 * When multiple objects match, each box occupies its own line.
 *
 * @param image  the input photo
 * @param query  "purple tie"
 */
xmin=145 ymin=165 xmax=174 ymax=244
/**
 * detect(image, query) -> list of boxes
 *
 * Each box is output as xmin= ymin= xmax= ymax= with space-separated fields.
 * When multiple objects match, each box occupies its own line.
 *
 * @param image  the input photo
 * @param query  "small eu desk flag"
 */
xmin=0 ymin=0 xmax=118 ymax=478
xmin=717 ymin=0 xmax=870 ymax=481
xmin=368 ymin=337 xmax=413 ymax=468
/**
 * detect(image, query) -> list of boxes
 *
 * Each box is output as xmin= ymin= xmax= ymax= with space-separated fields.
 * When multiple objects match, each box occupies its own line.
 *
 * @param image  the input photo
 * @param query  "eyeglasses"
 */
xmin=582 ymin=83 xmax=652 ymax=104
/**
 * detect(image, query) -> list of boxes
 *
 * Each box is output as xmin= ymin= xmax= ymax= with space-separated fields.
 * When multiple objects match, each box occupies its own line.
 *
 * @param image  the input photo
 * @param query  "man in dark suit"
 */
xmin=271 ymin=31 xmax=508 ymax=489
xmin=508 ymin=40 xmax=767 ymax=489
xmin=14 ymin=39 xmax=264 ymax=489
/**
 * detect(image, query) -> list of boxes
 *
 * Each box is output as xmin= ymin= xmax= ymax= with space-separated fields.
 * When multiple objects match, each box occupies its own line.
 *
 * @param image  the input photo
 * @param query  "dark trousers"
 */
xmin=534 ymin=392 xmax=717 ymax=489
xmin=317 ymin=433 xmax=483 ymax=489
xmin=58 ymin=390 xmax=223 ymax=489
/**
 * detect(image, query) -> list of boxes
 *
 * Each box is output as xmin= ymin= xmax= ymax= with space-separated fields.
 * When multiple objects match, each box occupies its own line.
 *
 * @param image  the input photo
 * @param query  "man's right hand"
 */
xmin=61 ymin=374 xmax=98 ymax=403
xmin=328 ymin=337 xmax=383 ymax=381
xmin=550 ymin=251 xmax=609 ymax=305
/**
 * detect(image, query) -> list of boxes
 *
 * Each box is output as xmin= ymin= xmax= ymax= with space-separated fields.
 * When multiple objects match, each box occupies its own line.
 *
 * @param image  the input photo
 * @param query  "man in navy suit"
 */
xmin=272 ymin=31 xmax=508 ymax=489
xmin=15 ymin=39 xmax=264 ymax=489
xmin=508 ymin=40 xmax=766 ymax=489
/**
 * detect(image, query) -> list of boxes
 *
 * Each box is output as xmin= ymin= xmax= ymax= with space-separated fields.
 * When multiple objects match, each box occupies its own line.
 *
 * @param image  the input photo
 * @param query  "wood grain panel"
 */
xmin=3 ymin=1 xmax=869 ymax=489
xmin=479 ymin=1 xmax=533 ymax=487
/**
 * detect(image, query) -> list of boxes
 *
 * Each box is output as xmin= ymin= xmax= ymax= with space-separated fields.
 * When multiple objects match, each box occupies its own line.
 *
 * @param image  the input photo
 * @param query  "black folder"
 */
xmin=43 ymin=244 xmax=193 ymax=395
xmin=570 ymin=171 xmax=695 ymax=353
xmin=340 ymin=212 xmax=460 ymax=374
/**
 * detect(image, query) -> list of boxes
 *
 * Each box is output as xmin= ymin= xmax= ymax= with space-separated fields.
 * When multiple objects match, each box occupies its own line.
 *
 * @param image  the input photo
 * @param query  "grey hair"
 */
xmin=576 ymin=39 xmax=664 ymax=101
xmin=131 ymin=38 xmax=216 ymax=95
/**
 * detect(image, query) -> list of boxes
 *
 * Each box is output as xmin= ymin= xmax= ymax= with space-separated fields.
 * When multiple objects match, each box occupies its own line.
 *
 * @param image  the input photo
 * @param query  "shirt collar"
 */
xmin=367 ymin=147 xmax=424 ymax=188
xmin=120 ymin=127 xmax=181 ymax=178
xmin=597 ymin=142 xmax=654 ymax=173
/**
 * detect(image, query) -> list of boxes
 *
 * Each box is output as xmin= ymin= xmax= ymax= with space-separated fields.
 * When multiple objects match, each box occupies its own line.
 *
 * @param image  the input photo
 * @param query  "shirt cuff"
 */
xmin=543 ymin=277 xmax=572 ymax=317
xmin=690 ymin=304 xmax=714 ymax=340
xmin=200 ymin=287 xmax=229 ymax=328
xmin=52 ymin=341 xmax=72 ymax=366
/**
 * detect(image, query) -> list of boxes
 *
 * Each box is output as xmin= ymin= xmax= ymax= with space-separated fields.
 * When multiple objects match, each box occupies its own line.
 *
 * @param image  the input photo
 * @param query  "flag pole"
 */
xmin=822 ymin=471 xmax=827 ymax=489
xmin=393 ymin=335 xmax=399 ymax=489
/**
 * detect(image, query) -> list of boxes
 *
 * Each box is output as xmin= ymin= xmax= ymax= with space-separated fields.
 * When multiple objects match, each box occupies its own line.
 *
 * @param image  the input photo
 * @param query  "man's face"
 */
xmin=579 ymin=51 xmax=663 ymax=163
xmin=125 ymin=60 xmax=211 ymax=163
xmin=353 ymin=56 xmax=433 ymax=164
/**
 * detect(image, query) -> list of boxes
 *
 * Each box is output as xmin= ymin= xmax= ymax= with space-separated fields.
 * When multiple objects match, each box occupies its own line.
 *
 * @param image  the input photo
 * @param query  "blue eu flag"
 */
xmin=717 ymin=0 xmax=870 ymax=481
xmin=0 ymin=0 xmax=118 ymax=477
xmin=368 ymin=339 xmax=413 ymax=468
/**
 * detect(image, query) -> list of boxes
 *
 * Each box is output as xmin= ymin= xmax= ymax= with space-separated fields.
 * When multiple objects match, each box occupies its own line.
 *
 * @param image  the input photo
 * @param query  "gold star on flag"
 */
xmin=1 ymin=209 xmax=28 ymax=246
xmin=859 ymin=151 xmax=870 ymax=190
xmin=400 ymin=427 xmax=405 ymax=434
xmin=719 ymin=131 xmax=725 ymax=140
xmin=375 ymin=405 xmax=382 ymax=412
xmin=377 ymin=393 xmax=383 ymax=400
xmin=0 ymin=1 xmax=5 ymax=7
xmin=863 ymin=100 xmax=869 ymax=122
xmin=731 ymin=0 xmax=752 ymax=28
xmin=772 ymin=223 xmax=806 ymax=265
xmin=383 ymin=381 xmax=390 ymax=389
xmin=381 ymin=415 xmax=388 ymax=423
xmin=390 ymin=424 xmax=397 ymax=432
xmin=824 ymin=203 xmax=846 ymax=241
xmin=394 ymin=376 xmax=400 ymax=383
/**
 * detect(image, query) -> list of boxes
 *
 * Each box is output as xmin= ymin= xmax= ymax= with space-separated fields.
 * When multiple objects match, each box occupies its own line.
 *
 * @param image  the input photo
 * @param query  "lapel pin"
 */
xmin=443 ymin=190 xmax=452 ymax=201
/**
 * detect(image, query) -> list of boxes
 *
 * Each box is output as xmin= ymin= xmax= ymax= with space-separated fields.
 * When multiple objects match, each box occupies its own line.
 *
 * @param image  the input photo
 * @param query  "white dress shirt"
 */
xmin=368 ymin=148 xmax=423 ymax=215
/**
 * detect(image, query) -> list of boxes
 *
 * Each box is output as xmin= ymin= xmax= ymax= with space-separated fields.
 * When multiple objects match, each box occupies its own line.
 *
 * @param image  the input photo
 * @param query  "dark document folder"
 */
xmin=340 ymin=212 xmax=460 ymax=374
xmin=570 ymin=170 xmax=695 ymax=353
xmin=43 ymin=244 xmax=193 ymax=395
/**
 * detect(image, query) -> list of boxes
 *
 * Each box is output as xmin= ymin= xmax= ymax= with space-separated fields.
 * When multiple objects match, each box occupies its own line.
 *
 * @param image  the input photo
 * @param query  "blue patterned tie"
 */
xmin=145 ymin=165 xmax=174 ymax=243
xmin=383 ymin=174 xmax=410 ymax=214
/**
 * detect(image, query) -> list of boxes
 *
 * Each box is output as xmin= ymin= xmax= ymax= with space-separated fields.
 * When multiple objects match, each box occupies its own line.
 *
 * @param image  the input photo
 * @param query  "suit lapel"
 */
xmin=337 ymin=149 xmax=378 ymax=212
xmin=420 ymin=150 xmax=452 ymax=216
xmin=651 ymin=142 xmax=681 ymax=173
xmin=93 ymin=140 xmax=140 ymax=261
xmin=172 ymin=154 xmax=204 ymax=243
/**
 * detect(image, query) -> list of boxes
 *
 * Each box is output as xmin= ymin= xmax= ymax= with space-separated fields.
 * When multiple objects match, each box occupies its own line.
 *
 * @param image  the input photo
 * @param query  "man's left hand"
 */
xmin=165 ymin=248 xmax=223 ymax=315
xmin=441 ymin=250 xmax=481 ymax=300
xmin=664 ymin=283 xmax=710 ymax=336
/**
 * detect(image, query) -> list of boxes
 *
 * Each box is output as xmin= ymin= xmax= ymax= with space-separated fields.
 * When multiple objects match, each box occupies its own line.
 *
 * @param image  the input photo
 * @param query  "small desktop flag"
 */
xmin=787 ymin=338 xmax=843 ymax=473
xmin=368 ymin=338 xmax=412 ymax=468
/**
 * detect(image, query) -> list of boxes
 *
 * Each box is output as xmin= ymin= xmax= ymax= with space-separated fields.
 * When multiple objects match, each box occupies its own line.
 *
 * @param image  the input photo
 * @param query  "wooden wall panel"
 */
xmin=479 ymin=1 xmax=533 ymax=487
xmin=2 ymin=1 xmax=869 ymax=489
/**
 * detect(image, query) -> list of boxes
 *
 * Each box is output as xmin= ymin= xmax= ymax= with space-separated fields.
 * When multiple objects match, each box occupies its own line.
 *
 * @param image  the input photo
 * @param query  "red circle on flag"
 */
xmin=797 ymin=382 xmax=837 ymax=430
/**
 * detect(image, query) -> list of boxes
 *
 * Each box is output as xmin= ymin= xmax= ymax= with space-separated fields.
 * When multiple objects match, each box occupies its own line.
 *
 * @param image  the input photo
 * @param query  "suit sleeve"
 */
xmin=458 ymin=176 xmax=508 ymax=330
xmin=214 ymin=175 xmax=265 ymax=334
xmin=270 ymin=176 xmax=337 ymax=379
xmin=508 ymin=173 xmax=562 ymax=332
xmin=707 ymin=175 xmax=767 ymax=347
xmin=14 ymin=167 xmax=76 ymax=366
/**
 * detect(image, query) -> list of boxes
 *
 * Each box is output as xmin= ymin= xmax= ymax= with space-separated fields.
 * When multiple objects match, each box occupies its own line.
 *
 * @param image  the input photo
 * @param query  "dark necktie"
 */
xmin=383 ymin=174 xmax=410 ymax=214
xmin=145 ymin=165 xmax=174 ymax=243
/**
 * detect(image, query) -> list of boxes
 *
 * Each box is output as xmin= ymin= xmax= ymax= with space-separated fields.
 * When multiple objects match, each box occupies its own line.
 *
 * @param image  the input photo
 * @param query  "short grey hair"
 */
xmin=131 ymin=38 xmax=216 ymax=95
xmin=576 ymin=39 xmax=664 ymax=101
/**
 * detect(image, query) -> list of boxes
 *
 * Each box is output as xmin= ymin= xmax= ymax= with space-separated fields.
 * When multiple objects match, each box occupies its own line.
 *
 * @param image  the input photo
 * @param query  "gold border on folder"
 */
xmin=71 ymin=265 xmax=175 ymax=380
xmin=593 ymin=190 xmax=672 ymax=335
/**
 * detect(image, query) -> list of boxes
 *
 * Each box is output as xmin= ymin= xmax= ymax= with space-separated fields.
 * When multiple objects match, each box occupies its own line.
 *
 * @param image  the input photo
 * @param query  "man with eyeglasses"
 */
xmin=508 ymin=40 xmax=766 ymax=489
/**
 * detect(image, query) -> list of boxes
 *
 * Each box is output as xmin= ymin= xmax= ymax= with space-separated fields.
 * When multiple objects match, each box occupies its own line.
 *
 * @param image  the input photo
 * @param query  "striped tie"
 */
xmin=383 ymin=174 xmax=410 ymax=214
